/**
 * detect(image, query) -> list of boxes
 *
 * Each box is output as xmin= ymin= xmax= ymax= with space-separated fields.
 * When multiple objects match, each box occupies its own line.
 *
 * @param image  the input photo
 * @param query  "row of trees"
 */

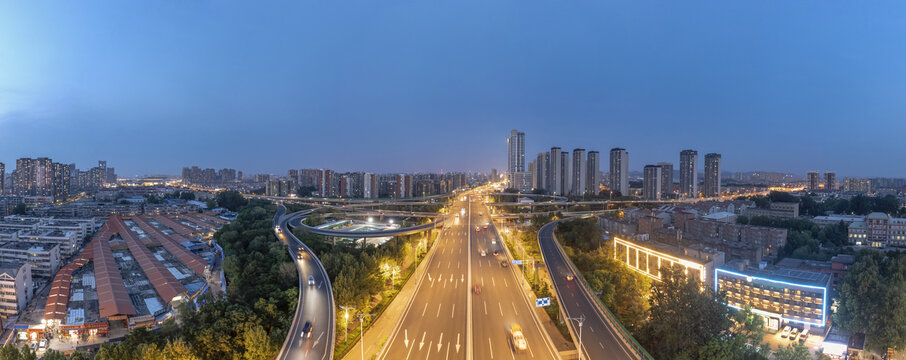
xmin=800 ymin=194 xmax=903 ymax=217
xmin=737 ymin=215 xmax=850 ymax=260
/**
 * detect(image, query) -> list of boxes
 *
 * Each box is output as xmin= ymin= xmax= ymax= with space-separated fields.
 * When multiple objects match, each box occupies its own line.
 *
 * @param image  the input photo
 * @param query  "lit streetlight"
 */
xmin=566 ymin=315 xmax=586 ymax=360
xmin=339 ymin=305 xmax=356 ymax=344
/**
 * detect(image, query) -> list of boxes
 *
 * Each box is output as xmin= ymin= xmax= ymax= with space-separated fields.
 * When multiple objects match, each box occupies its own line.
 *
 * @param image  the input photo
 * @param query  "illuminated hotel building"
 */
xmin=613 ymin=237 xmax=724 ymax=284
xmin=715 ymin=261 xmax=830 ymax=331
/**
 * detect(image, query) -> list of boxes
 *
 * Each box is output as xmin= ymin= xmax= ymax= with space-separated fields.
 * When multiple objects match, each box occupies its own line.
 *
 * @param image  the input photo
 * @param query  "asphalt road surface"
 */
xmin=378 ymin=192 xmax=557 ymax=360
xmin=276 ymin=205 xmax=335 ymax=360
xmin=538 ymin=221 xmax=643 ymax=360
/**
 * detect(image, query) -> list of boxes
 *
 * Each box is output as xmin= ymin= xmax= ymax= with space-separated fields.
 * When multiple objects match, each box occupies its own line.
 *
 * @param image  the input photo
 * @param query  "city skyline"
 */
xmin=3 ymin=2 xmax=906 ymax=176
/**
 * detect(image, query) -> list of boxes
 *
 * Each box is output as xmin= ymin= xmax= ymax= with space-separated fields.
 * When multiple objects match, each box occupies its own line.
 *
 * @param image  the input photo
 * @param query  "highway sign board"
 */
xmin=535 ymin=297 xmax=551 ymax=307
xmin=512 ymin=260 xmax=523 ymax=265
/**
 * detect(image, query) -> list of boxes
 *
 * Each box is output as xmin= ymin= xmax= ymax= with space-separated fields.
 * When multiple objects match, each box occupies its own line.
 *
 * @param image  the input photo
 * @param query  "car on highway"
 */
xmin=297 ymin=250 xmax=305 ymax=261
xmin=475 ymin=226 xmax=480 ymax=231
xmin=566 ymin=273 xmax=574 ymax=281
xmin=473 ymin=284 xmax=481 ymax=294
xmin=510 ymin=324 xmax=527 ymax=352
xmin=480 ymin=250 xmax=487 ymax=256
xmin=492 ymin=250 xmax=499 ymax=256
xmin=301 ymin=321 xmax=313 ymax=339
xmin=38 ymin=339 xmax=46 ymax=350
xmin=501 ymin=260 xmax=509 ymax=268
xmin=780 ymin=326 xmax=792 ymax=338
xmin=308 ymin=275 xmax=315 ymax=286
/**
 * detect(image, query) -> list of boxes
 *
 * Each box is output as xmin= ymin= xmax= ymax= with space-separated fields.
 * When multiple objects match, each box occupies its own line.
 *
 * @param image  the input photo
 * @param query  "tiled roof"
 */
xmin=111 ymin=217 xmax=187 ymax=303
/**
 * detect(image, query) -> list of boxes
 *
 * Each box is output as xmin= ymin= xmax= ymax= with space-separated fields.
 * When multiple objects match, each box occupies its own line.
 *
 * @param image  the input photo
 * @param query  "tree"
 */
xmin=773 ymin=343 xmax=812 ymax=360
xmin=11 ymin=203 xmax=26 ymax=215
xmin=242 ymin=325 xmax=278 ymax=360
xmin=639 ymin=266 xmax=732 ymax=359
xmin=216 ymin=190 xmax=248 ymax=211
xmin=836 ymin=250 xmax=906 ymax=351
xmin=179 ymin=191 xmax=196 ymax=201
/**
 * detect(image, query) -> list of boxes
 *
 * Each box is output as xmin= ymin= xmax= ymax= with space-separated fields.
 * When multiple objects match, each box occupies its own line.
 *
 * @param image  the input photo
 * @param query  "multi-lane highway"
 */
xmin=538 ymin=221 xmax=649 ymax=360
xmin=377 ymin=192 xmax=558 ymax=360
xmin=275 ymin=205 xmax=336 ymax=360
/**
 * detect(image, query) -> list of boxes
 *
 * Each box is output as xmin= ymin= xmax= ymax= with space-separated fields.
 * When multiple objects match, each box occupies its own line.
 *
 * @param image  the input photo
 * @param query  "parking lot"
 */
xmin=762 ymin=326 xmax=825 ymax=356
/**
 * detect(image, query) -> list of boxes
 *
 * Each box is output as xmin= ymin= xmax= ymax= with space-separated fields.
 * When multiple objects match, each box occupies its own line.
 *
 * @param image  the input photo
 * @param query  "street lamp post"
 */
xmin=566 ymin=315 xmax=586 ymax=360
xmin=357 ymin=312 xmax=376 ymax=360
xmin=339 ymin=305 xmax=356 ymax=344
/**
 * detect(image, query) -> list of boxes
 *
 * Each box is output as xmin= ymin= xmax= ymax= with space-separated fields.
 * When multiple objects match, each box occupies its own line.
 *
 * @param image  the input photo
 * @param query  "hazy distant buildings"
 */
xmin=658 ymin=162 xmax=673 ymax=199
xmin=609 ymin=148 xmax=629 ymax=196
xmin=535 ymin=152 xmax=548 ymax=192
xmin=643 ymin=165 xmax=662 ymax=200
xmin=807 ymin=172 xmax=820 ymax=191
xmin=703 ymin=153 xmax=721 ymax=197
xmin=318 ymin=169 xmax=334 ymax=197
xmin=549 ymin=147 xmax=562 ymax=196
xmin=506 ymin=130 xmax=526 ymax=190
xmin=182 ymin=166 xmax=234 ymax=187
xmin=843 ymin=178 xmax=871 ymax=193
xmin=363 ymin=173 xmax=379 ymax=199
xmin=395 ymin=174 xmax=413 ymax=198
xmin=0 ymin=162 xmax=5 ymax=194
xmin=825 ymin=172 xmax=836 ymax=191
xmin=572 ymin=149 xmax=586 ymax=196
xmin=586 ymin=151 xmax=600 ymax=196
xmin=560 ymin=151 xmax=571 ymax=196
xmin=679 ymin=150 xmax=698 ymax=198
xmin=12 ymin=158 xmax=73 ymax=201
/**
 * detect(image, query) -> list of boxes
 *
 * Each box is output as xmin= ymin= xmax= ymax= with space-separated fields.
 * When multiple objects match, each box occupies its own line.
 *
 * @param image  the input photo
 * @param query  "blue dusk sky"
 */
xmin=1 ymin=1 xmax=905 ymax=177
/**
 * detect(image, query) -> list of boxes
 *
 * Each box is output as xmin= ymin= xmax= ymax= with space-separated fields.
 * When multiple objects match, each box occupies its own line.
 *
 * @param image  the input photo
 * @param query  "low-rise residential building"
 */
xmin=847 ymin=212 xmax=906 ymax=247
xmin=813 ymin=215 xmax=864 ymax=227
xmin=716 ymin=260 xmax=829 ymax=332
xmin=742 ymin=202 xmax=800 ymax=219
xmin=0 ymin=262 xmax=33 ymax=317
xmin=682 ymin=218 xmax=787 ymax=257
xmin=0 ymin=242 xmax=60 ymax=278
xmin=17 ymin=230 xmax=79 ymax=258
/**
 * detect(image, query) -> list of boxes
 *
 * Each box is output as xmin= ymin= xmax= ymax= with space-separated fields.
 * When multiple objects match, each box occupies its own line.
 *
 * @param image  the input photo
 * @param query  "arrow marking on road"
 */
xmin=437 ymin=333 xmax=443 ymax=352
xmin=420 ymin=332 xmax=426 ymax=351
xmin=405 ymin=329 xmax=410 ymax=348
xmin=456 ymin=333 xmax=461 ymax=353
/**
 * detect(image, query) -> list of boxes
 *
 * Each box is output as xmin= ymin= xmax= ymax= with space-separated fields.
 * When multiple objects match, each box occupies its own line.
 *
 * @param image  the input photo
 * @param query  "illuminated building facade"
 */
xmin=715 ymin=261 xmax=829 ymax=331
xmin=613 ymin=237 xmax=724 ymax=284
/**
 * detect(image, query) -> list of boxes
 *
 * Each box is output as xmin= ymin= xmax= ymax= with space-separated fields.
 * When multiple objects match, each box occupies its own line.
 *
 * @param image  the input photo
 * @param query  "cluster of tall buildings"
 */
xmin=1 ymin=158 xmax=114 ymax=201
xmin=807 ymin=171 xmax=837 ymax=192
xmin=181 ymin=166 xmax=240 ymax=186
xmin=506 ymin=130 xmax=723 ymax=199
xmin=642 ymin=150 xmax=722 ymax=200
xmin=506 ymin=129 xmax=600 ymax=196
xmin=269 ymin=169 xmax=469 ymax=199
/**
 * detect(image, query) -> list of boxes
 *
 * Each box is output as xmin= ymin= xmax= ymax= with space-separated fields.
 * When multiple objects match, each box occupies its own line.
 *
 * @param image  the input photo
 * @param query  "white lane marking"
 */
xmin=426 ymin=341 xmax=433 ymax=360
xmin=504 ymin=278 xmax=508 ymax=288
xmin=589 ymin=326 xmax=595 ymax=333
xmin=498 ymin=302 xmax=504 ymax=316
xmin=488 ymin=338 xmax=494 ymax=359
xmin=511 ymin=302 xmax=518 ymax=316
xmin=492 ymin=277 xmax=496 ymax=287
xmin=451 ymin=303 xmax=456 ymax=319
xmin=422 ymin=303 xmax=429 ymax=316
xmin=445 ymin=341 xmax=450 ymax=360
xmin=436 ymin=303 xmax=442 ymax=317
xmin=599 ymin=342 xmax=605 ymax=349
xmin=483 ymin=300 xmax=487 ymax=315
xmin=448 ymin=261 xmax=451 ymax=269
